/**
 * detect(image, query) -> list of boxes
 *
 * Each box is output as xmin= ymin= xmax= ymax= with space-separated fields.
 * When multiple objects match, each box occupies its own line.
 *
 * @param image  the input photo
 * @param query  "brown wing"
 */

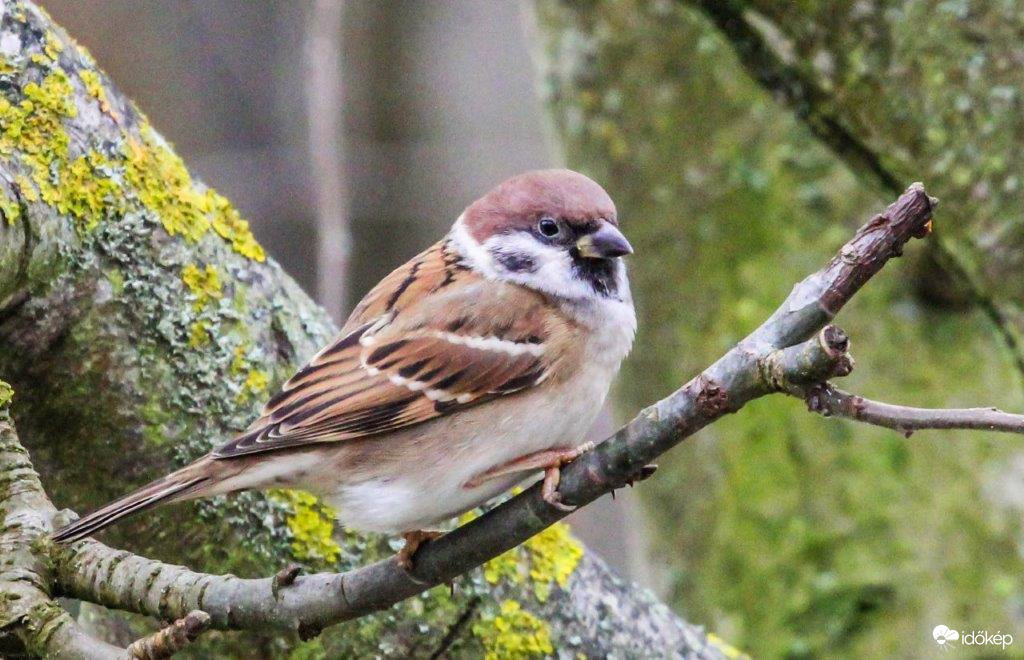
xmin=342 ymin=238 xmax=470 ymax=332
xmin=214 ymin=240 xmax=572 ymax=458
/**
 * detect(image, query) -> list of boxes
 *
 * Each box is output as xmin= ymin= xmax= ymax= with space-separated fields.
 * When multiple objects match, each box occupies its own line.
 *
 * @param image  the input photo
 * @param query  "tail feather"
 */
xmin=52 ymin=458 xmax=216 ymax=543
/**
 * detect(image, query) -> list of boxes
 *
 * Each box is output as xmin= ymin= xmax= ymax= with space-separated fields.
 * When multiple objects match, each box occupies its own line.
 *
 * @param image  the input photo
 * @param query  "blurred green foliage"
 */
xmin=535 ymin=1 xmax=1024 ymax=656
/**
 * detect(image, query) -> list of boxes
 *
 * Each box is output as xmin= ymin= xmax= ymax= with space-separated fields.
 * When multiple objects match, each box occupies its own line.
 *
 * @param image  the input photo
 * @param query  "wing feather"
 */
xmin=213 ymin=240 xmax=574 ymax=458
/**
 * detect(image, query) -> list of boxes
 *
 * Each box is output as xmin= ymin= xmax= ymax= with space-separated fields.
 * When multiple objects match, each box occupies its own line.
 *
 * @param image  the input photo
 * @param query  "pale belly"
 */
xmin=305 ymin=368 xmax=615 ymax=533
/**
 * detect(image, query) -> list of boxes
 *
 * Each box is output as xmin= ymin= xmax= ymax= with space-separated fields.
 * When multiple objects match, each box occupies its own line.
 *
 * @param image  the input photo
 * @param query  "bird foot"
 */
xmin=464 ymin=441 xmax=597 ymax=512
xmin=396 ymin=530 xmax=443 ymax=571
xmin=541 ymin=465 xmax=576 ymax=512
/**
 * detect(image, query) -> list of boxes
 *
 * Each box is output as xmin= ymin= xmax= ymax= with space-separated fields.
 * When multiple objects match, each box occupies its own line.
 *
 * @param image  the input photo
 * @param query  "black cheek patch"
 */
xmin=492 ymin=248 xmax=538 ymax=274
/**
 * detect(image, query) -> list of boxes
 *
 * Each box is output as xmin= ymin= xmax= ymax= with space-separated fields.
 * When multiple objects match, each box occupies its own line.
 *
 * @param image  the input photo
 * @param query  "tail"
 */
xmin=52 ymin=456 xmax=223 ymax=543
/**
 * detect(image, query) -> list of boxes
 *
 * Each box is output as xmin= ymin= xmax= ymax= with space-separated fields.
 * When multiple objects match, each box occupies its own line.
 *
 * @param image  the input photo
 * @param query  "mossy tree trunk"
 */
xmin=534 ymin=1 xmax=1024 ymax=657
xmin=0 ymin=2 xmax=722 ymax=657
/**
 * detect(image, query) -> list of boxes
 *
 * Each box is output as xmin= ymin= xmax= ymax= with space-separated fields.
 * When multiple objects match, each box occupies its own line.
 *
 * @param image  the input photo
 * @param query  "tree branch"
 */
xmin=0 ymin=406 xmax=126 ymax=659
xmin=124 ymin=611 xmax=210 ymax=660
xmin=48 ymin=184 xmax=935 ymax=634
xmin=799 ymin=384 xmax=1024 ymax=437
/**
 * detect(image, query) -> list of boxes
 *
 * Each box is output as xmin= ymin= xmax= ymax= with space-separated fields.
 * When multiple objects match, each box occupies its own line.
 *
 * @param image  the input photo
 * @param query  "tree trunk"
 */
xmin=0 ymin=1 xmax=722 ymax=656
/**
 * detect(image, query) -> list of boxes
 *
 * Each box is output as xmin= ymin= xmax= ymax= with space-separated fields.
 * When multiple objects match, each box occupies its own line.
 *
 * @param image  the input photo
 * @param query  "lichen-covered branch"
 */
xmin=0 ymin=1 xmax=716 ymax=655
xmin=0 ymin=397 xmax=125 ymax=658
xmin=123 ymin=611 xmax=210 ymax=660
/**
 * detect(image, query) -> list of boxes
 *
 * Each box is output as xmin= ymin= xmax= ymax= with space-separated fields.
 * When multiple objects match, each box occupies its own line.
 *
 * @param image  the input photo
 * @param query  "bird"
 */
xmin=53 ymin=169 xmax=637 ymax=569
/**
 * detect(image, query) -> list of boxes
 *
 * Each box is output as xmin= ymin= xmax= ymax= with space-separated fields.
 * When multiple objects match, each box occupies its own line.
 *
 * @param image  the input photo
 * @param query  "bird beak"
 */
xmin=576 ymin=223 xmax=633 ymax=259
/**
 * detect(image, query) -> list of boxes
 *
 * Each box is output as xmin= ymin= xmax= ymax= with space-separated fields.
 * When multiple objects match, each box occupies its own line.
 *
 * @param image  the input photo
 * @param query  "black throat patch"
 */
xmin=569 ymin=248 xmax=619 ymax=297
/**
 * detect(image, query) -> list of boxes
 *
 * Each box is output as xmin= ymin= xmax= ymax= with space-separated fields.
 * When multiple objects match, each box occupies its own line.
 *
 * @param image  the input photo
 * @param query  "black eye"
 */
xmin=537 ymin=217 xmax=560 ymax=238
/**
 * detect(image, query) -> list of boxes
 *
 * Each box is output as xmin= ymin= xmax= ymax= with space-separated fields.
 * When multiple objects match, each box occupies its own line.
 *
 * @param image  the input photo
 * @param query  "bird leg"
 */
xmin=397 ymin=529 xmax=443 ymax=571
xmin=464 ymin=441 xmax=597 ymax=512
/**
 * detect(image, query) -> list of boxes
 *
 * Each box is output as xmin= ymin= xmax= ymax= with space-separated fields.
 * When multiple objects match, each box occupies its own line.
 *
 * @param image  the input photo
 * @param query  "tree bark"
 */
xmin=0 ymin=1 xmax=720 ymax=656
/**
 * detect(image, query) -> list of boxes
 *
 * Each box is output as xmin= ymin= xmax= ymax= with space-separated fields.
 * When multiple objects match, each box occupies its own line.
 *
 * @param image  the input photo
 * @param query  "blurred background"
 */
xmin=43 ymin=1 xmax=1024 ymax=656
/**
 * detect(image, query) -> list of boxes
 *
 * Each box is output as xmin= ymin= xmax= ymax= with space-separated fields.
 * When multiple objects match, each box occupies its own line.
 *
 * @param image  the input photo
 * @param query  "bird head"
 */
xmin=452 ymin=169 xmax=632 ymax=301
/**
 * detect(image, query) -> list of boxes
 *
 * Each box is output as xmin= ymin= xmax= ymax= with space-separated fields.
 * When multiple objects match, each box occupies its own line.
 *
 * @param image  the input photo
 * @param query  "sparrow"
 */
xmin=53 ymin=169 xmax=637 ymax=569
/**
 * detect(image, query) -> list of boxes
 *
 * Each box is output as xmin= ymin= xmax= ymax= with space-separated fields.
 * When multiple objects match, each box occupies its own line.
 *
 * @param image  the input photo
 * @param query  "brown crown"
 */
xmin=462 ymin=169 xmax=617 ymax=242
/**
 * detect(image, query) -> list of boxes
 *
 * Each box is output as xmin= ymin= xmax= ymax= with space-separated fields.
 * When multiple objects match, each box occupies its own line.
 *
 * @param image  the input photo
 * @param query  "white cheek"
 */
xmin=484 ymin=233 xmax=600 ymax=300
xmin=449 ymin=215 xmax=499 ymax=278
xmin=450 ymin=215 xmax=588 ymax=297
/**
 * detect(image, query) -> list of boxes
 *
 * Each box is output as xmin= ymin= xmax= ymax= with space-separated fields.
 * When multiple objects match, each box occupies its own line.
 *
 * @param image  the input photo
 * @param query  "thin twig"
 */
xmin=802 ymin=383 xmax=1024 ymax=437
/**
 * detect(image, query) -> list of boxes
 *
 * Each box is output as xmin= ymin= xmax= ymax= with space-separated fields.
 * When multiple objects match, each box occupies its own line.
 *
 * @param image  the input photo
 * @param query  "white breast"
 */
xmin=317 ymin=299 xmax=635 ymax=533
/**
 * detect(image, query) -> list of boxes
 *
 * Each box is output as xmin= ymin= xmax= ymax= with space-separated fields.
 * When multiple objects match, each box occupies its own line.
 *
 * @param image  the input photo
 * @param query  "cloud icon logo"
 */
xmin=934 ymin=625 xmax=959 ymax=649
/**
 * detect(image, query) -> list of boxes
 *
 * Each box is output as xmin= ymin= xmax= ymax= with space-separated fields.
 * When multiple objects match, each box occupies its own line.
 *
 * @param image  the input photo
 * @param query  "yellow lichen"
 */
xmin=0 ymin=69 xmax=121 ymax=231
xmin=230 ymin=345 xmax=249 ymax=375
xmin=0 ymin=35 xmax=264 ymax=257
xmin=78 ymin=69 xmax=114 ymax=117
xmin=123 ymin=124 xmax=265 ymax=260
xmin=271 ymin=489 xmax=341 ymax=564
xmin=124 ymin=129 xmax=209 ymax=242
xmin=458 ymin=510 xmax=525 ymax=586
xmin=236 ymin=369 xmax=269 ymax=403
xmin=0 ymin=195 xmax=20 ymax=225
xmin=15 ymin=174 xmax=38 ymax=202
xmin=523 ymin=521 xmax=583 ymax=603
xmin=42 ymin=30 xmax=63 ymax=61
xmin=181 ymin=263 xmax=223 ymax=310
xmin=0 ymin=380 xmax=13 ymax=408
xmin=52 ymin=150 xmax=122 ymax=230
xmin=187 ymin=321 xmax=210 ymax=349
xmin=462 ymin=508 xmax=583 ymax=601
xmin=207 ymin=189 xmax=266 ymax=261
xmin=483 ymin=547 xmax=522 ymax=586
xmin=472 ymin=600 xmax=554 ymax=660
xmin=707 ymin=633 xmax=750 ymax=659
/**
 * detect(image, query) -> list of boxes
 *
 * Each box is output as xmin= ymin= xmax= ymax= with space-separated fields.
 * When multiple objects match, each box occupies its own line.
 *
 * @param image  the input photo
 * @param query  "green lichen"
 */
xmin=181 ymin=263 xmax=223 ymax=310
xmin=472 ymin=600 xmax=554 ymax=659
xmin=270 ymin=490 xmax=342 ymax=564
xmin=0 ymin=380 xmax=13 ymax=408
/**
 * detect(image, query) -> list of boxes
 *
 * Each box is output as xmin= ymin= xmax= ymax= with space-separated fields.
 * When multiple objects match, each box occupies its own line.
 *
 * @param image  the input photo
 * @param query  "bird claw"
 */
xmin=541 ymin=466 xmax=577 ymax=512
xmin=396 ymin=530 xmax=442 ymax=572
